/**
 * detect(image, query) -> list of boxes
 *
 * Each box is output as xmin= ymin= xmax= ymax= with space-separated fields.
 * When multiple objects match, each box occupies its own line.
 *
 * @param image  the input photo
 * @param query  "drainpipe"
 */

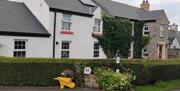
xmin=53 ymin=12 xmax=57 ymax=58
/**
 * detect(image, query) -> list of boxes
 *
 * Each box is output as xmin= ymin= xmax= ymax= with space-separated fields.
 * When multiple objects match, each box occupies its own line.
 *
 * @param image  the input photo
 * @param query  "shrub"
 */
xmin=127 ymin=60 xmax=180 ymax=85
xmin=0 ymin=57 xmax=180 ymax=86
xmin=94 ymin=68 xmax=135 ymax=91
xmin=0 ymin=57 xmax=115 ymax=86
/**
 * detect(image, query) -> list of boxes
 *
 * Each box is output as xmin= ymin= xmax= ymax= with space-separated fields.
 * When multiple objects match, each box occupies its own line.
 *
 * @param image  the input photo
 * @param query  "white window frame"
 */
xmin=160 ymin=24 xmax=165 ymax=37
xmin=61 ymin=41 xmax=70 ymax=58
xmin=94 ymin=42 xmax=100 ymax=58
xmin=93 ymin=19 xmax=101 ymax=32
xmin=142 ymin=48 xmax=148 ymax=58
xmin=131 ymin=22 xmax=135 ymax=36
xmin=143 ymin=25 xmax=149 ymax=36
xmin=62 ymin=14 xmax=72 ymax=30
xmin=13 ymin=39 xmax=27 ymax=58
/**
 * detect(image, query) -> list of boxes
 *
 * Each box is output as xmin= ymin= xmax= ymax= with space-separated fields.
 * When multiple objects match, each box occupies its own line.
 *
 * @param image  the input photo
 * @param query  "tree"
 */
xmin=95 ymin=16 xmax=132 ymax=58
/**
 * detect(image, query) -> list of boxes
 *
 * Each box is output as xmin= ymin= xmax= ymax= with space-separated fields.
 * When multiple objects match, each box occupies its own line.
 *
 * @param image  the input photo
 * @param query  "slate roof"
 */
xmin=0 ymin=1 xmax=50 ymax=37
xmin=45 ymin=0 xmax=97 ymax=16
xmin=137 ymin=10 xmax=167 ymax=21
xmin=168 ymin=31 xmax=180 ymax=43
xmin=93 ymin=0 xmax=168 ymax=21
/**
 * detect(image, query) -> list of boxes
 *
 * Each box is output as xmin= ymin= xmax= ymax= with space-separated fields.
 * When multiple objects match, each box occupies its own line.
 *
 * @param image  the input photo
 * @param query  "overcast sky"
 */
xmin=112 ymin=0 xmax=180 ymax=30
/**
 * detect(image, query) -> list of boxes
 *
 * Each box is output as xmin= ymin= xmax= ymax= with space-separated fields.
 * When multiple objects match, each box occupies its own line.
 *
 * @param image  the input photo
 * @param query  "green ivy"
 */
xmin=94 ymin=16 xmax=132 ymax=58
xmin=133 ymin=21 xmax=149 ymax=58
xmin=94 ymin=16 xmax=149 ymax=59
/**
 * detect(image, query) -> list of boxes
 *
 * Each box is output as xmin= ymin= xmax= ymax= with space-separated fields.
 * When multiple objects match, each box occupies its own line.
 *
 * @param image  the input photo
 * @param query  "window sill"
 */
xmin=160 ymin=35 xmax=165 ymax=38
xmin=60 ymin=30 xmax=74 ymax=35
xmin=92 ymin=32 xmax=102 ymax=37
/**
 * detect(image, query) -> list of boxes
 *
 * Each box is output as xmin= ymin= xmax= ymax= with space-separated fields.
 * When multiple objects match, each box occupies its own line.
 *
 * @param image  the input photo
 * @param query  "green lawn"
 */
xmin=135 ymin=80 xmax=180 ymax=91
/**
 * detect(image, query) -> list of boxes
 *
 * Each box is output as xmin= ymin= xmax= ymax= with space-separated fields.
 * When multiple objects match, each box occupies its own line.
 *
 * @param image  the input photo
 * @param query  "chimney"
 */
xmin=140 ymin=0 xmax=150 ymax=11
xmin=169 ymin=23 xmax=178 ymax=31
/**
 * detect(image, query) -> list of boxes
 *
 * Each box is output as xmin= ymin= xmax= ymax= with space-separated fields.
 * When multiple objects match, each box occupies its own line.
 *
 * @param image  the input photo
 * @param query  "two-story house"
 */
xmin=0 ymin=0 xmax=169 ymax=59
xmin=93 ymin=0 xmax=169 ymax=59
xmin=0 ymin=0 xmax=106 ymax=59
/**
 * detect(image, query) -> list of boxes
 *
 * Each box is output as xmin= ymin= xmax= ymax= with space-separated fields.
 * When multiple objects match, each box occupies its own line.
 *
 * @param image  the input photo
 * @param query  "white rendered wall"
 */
xmin=9 ymin=0 xmax=50 ymax=32
xmin=19 ymin=0 xmax=50 ymax=31
xmin=0 ymin=36 xmax=52 ymax=58
xmin=50 ymin=7 xmax=106 ymax=59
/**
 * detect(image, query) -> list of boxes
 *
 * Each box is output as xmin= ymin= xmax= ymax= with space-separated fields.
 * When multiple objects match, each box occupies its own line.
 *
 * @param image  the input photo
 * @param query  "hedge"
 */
xmin=0 ymin=57 xmax=180 ymax=86
xmin=0 ymin=57 xmax=115 ymax=86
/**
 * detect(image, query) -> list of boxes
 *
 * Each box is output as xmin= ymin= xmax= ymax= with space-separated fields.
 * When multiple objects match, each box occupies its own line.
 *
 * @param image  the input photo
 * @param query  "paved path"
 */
xmin=170 ymin=89 xmax=180 ymax=91
xmin=0 ymin=87 xmax=103 ymax=91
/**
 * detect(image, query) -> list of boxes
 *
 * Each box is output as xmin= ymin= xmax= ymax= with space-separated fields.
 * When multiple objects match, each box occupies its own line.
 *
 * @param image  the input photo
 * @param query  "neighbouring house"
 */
xmin=0 ymin=0 xmax=106 ymax=59
xmin=168 ymin=23 xmax=180 ymax=58
xmin=0 ymin=0 xmax=169 ymax=59
xmin=93 ymin=0 xmax=169 ymax=59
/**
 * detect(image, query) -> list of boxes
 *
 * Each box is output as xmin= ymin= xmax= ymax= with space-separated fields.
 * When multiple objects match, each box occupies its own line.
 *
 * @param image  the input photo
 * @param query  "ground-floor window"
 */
xmin=142 ymin=48 xmax=148 ymax=58
xmin=61 ymin=41 xmax=70 ymax=58
xmin=94 ymin=42 xmax=100 ymax=58
xmin=13 ymin=40 xmax=27 ymax=58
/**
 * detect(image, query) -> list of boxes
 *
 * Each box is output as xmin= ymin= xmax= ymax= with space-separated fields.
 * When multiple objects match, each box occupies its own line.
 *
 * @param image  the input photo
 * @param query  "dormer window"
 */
xmin=160 ymin=24 xmax=165 ymax=37
xmin=94 ymin=19 xmax=101 ymax=32
xmin=143 ymin=25 xmax=149 ymax=36
xmin=62 ymin=14 xmax=72 ymax=30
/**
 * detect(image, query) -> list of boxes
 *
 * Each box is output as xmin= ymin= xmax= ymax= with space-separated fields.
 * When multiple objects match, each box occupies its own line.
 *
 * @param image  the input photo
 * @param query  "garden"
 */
xmin=0 ymin=57 xmax=180 ymax=91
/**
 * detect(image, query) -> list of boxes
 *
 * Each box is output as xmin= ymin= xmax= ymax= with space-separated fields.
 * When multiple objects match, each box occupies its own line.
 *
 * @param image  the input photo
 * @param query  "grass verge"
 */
xmin=135 ymin=79 xmax=180 ymax=91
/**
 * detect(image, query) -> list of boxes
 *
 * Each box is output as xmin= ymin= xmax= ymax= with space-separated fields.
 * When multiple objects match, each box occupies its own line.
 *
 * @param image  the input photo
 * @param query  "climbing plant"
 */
xmin=133 ymin=21 xmax=149 ymax=58
xmin=94 ymin=16 xmax=132 ymax=58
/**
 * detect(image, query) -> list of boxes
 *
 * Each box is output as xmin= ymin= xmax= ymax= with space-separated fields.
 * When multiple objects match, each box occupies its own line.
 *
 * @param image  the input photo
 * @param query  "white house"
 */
xmin=0 ymin=0 xmax=170 ymax=59
xmin=0 ymin=0 xmax=106 ymax=59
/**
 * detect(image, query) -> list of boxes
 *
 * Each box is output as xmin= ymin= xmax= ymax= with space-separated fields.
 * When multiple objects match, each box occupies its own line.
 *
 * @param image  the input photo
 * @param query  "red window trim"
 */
xmin=60 ymin=30 xmax=74 ymax=35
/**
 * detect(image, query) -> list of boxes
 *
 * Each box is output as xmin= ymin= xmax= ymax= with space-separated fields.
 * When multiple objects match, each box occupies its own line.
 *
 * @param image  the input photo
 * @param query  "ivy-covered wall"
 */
xmin=95 ymin=16 xmax=132 ymax=58
xmin=94 ymin=16 xmax=149 ymax=59
xmin=133 ymin=21 xmax=149 ymax=58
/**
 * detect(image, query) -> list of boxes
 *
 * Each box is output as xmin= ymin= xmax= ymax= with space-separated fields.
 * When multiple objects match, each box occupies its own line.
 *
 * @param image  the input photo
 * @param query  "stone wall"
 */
xmin=84 ymin=75 xmax=99 ymax=88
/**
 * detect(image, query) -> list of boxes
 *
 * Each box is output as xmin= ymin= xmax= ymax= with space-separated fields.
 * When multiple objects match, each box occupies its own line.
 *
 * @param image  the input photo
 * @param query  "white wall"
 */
xmin=170 ymin=38 xmax=180 ymax=49
xmin=0 ymin=36 xmax=52 ymax=58
xmin=23 ymin=0 xmax=50 ymax=31
xmin=50 ymin=7 xmax=106 ymax=59
xmin=8 ymin=0 xmax=50 ymax=32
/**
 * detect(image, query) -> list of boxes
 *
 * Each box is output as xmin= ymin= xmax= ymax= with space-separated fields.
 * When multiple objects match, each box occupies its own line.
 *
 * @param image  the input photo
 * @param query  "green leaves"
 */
xmin=94 ymin=68 xmax=135 ymax=91
xmin=97 ymin=16 xmax=132 ymax=58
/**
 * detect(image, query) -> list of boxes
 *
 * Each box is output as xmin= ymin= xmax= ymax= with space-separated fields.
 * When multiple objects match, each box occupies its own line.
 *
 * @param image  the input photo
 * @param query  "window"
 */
xmin=94 ymin=42 xmax=100 ymax=57
xmin=160 ymin=25 xmax=165 ymax=37
xmin=62 ymin=14 xmax=72 ymax=30
xmin=142 ymin=48 xmax=148 ymax=58
xmin=14 ymin=40 xmax=26 ymax=58
xmin=131 ymin=22 xmax=134 ymax=36
xmin=94 ymin=19 xmax=101 ymax=32
xmin=61 ymin=41 xmax=70 ymax=58
xmin=143 ymin=25 xmax=149 ymax=36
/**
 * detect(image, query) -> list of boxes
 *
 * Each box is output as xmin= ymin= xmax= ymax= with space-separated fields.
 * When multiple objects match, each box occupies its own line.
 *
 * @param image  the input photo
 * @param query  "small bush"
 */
xmin=94 ymin=68 xmax=135 ymax=91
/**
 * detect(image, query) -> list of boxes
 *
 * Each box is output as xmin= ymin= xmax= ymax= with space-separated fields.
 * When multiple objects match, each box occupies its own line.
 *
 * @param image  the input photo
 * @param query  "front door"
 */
xmin=159 ymin=45 xmax=163 ymax=59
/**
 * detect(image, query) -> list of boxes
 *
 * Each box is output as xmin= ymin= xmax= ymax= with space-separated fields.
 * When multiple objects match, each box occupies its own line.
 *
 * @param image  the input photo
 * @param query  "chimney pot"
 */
xmin=140 ymin=0 xmax=150 ymax=11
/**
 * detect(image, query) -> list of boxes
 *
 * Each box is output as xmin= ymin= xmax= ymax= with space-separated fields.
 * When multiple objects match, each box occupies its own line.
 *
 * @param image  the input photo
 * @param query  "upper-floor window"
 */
xmin=94 ymin=19 xmax=101 ymax=32
xmin=143 ymin=25 xmax=149 ymax=36
xmin=14 ymin=40 xmax=27 ymax=58
xmin=62 ymin=14 xmax=72 ymax=30
xmin=160 ymin=24 xmax=165 ymax=37
xmin=142 ymin=48 xmax=148 ymax=58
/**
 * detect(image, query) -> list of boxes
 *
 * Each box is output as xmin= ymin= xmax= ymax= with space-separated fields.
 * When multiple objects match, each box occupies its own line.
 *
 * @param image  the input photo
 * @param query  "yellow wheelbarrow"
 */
xmin=54 ymin=77 xmax=75 ymax=90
